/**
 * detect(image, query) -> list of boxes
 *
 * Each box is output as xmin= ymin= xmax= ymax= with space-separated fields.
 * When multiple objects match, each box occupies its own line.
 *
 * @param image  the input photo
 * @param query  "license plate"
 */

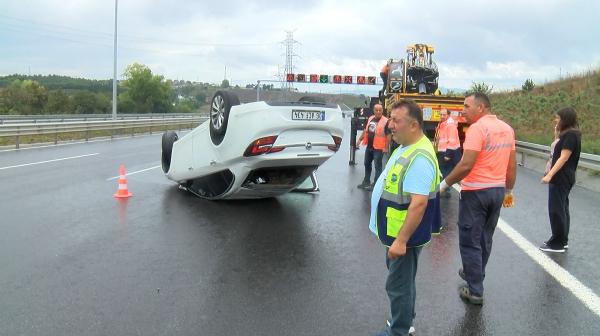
xmin=292 ymin=110 xmax=325 ymax=121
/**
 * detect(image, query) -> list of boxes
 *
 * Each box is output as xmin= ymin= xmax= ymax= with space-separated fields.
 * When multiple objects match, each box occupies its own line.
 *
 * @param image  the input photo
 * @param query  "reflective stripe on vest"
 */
xmin=376 ymin=136 xmax=442 ymax=247
xmin=461 ymin=181 xmax=505 ymax=188
xmin=362 ymin=115 xmax=388 ymax=150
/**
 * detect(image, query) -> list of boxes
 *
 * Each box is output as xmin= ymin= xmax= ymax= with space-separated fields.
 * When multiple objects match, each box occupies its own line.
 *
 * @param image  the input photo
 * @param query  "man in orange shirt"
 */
xmin=440 ymin=93 xmax=517 ymax=305
xmin=434 ymin=108 xmax=461 ymax=197
xmin=357 ymin=104 xmax=389 ymax=190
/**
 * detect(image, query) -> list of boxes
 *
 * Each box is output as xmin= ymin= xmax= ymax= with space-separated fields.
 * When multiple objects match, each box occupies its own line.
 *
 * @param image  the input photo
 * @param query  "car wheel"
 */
xmin=210 ymin=90 xmax=240 ymax=145
xmin=161 ymin=131 xmax=178 ymax=173
xmin=298 ymin=96 xmax=326 ymax=104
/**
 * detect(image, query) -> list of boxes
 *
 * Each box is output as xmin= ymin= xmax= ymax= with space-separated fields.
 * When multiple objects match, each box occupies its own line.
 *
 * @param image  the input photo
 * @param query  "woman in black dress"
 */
xmin=540 ymin=107 xmax=581 ymax=253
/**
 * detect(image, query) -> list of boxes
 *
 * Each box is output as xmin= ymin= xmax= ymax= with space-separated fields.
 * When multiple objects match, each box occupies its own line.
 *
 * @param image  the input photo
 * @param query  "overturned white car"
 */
xmin=161 ymin=91 xmax=344 ymax=200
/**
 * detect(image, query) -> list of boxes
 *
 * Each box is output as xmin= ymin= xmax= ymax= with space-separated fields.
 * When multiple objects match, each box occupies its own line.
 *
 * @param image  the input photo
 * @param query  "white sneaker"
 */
xmin=385 ymin=320 xmax=415 ymax=334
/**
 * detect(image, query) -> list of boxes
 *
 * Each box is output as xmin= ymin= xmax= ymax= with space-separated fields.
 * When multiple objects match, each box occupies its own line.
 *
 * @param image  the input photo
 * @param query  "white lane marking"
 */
xmin=497 ymin=219 xmax=600 ymax=316
xmin=0 ymin=153 xmax=100 ymax=170
xmin=0 ymin=130 xmax=191 ymax=153
xmin=0 ymin=135 xmax=148 ymax=153
xmin=452 ymin=185 xmax=600 ymax=317
xmin=0 ymin=130 xmax=192 ymax=153
xmin=106 ymin=165 xmax=160 ymax=181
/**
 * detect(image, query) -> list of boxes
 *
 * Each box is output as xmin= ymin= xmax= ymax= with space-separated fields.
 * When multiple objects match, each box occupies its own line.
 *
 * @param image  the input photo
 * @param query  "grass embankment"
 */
xmin=492 ymin=69 xmax=600 ymax=154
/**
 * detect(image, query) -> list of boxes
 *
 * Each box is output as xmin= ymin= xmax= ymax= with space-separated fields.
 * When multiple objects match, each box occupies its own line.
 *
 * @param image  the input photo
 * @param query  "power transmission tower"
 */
xmin=281 ymin=30 xmax=299 ymax=92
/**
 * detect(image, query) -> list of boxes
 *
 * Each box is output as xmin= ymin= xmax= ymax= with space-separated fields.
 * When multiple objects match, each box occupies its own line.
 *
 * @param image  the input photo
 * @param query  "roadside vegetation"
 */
xmin=0 ymin=63 xmax=209 ymax=115
xmin=490 ymin=69 xmax=600 ymax=154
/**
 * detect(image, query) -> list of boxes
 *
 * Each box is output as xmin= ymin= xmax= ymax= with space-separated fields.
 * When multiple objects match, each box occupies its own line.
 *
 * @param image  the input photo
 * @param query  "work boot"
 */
xmin=364 ymin=183 xmax=374 ymax=191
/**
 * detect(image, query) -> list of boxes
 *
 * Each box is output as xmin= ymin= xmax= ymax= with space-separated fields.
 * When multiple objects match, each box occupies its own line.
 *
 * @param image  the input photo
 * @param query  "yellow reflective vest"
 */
xmin=375 ymin=135 xmax=442 ymax=247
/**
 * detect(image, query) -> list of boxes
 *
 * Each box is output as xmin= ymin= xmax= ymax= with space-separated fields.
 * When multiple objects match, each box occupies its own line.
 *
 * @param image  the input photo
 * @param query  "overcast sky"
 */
xmin=1 ymin=0 xmax=598 ymax=94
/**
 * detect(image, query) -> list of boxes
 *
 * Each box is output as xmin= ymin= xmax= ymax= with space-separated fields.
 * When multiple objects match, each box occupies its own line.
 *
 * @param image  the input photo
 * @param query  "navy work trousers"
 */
xmin=458 ymin=187 xmax=504 ymax=297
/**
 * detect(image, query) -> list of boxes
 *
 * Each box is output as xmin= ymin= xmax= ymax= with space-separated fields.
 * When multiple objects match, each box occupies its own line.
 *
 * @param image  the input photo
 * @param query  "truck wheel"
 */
xmin=161 ymin=131 xmax=178 ymax=173
xmin=210 ymin=90 xmax=240 ymax=145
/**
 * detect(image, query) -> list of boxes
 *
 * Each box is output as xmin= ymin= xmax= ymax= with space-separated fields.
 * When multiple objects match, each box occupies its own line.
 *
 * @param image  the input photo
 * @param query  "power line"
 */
xmin=0 ymin=24 xmax=274 ymax=58
xmin=0 ymin=14 xmax=278 ymax=48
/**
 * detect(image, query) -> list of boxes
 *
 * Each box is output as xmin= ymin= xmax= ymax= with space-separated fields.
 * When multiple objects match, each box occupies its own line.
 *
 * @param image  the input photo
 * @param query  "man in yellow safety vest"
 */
xmin=369 ymin=99 xmax=441 ymax=336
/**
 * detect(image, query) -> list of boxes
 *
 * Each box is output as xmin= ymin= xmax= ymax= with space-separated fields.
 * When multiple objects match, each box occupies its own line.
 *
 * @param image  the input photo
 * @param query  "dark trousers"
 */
xmin=547 ymin=183 xmax=573 ymax=248
xmin=364 ymin=148 xmax=383 ymax=183
xmin=437 ymin=149 xmax=460 ymax=178
xmin=386 ymin=247 xmax=422 ymax=336
xmin=458 ymin=188 xmax=504 ymax=297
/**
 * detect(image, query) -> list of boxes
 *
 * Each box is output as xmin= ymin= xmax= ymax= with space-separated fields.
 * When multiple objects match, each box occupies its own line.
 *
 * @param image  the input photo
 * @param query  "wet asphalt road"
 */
xmin=1 ymin=126 xmax=599 ymax=336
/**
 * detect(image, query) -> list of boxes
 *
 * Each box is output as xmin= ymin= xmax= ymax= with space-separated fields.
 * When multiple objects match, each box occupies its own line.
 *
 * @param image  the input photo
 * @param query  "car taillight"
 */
xmin=328 ymin=135 xmax=342 ymax=151
xmin=244 ymin=136 xmax=285 ymax=156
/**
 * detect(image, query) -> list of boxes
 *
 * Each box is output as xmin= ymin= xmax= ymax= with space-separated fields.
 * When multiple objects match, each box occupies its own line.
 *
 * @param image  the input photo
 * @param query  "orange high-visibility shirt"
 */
xmin=460 ymin=115 xmax=515 ymax=191
xmin=436 ymin=117 xmax=460 ymax=152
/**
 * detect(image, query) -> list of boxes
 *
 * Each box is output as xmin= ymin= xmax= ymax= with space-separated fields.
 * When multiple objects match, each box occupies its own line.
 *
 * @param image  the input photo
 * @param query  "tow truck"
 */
xmin=349 ymin=43 xmax=467 ymax=165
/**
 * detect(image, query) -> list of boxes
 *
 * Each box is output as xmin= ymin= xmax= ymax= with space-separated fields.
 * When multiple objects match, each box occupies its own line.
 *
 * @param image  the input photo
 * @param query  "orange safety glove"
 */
xmin=502 ymin=190 xmax=514 ymax=208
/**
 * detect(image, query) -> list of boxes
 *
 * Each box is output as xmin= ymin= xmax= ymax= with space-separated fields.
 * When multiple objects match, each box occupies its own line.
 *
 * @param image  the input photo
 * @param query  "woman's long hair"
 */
xmin=556 ymin=107 xmax=578 ymax=133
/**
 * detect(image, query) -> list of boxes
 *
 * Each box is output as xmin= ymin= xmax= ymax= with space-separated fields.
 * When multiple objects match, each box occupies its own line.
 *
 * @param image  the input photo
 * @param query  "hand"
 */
xmin=541 ymin=175 xmax=551 ymax=184
xmin=355 ymin=141 xmax=361 ymax=148
xmin=502 ymin=191 xmax=514 ymax=208
xmin=382 ymin=148 xmax=388 ymax=153
xmin=387 ymin=239 xmax=407 ymax=259
xmin=439 ymin=179 xmax=449 ymax=193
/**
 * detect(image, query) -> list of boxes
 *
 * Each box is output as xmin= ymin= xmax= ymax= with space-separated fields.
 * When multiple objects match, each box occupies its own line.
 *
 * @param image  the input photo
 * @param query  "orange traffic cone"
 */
xmin=113 ymin=165 xmax=132 ymax=198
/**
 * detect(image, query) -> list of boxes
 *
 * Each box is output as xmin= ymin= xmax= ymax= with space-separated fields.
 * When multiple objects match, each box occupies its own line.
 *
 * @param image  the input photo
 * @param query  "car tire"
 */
xmin=298 ymin=95 xmax=326 ymax=104
xmin=161 ymin=131 xmax=178 ymax=173
xmin=210 ymin=90 xmax=240 ymax=145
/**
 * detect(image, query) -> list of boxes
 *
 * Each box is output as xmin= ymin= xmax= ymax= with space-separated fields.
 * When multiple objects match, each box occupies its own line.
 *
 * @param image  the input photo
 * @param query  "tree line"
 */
xmin=0 ymin=63 xmax=214 ymax=115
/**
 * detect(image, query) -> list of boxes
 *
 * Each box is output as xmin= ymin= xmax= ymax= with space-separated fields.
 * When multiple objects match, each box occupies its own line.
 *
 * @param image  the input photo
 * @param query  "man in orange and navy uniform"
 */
xmin=357 ymin=103 xmax=388 ymax=190
xmin=434 ymin=108 xmax=461 ymax=197
xmin=440 ymin=93 xmax=517 ymax=305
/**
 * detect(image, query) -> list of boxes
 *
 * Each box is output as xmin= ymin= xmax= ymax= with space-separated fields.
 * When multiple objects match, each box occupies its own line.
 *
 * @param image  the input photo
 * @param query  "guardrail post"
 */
xmin=131 ymin=125 xmax=135 ymax=137
xmin=15 ymin=129 xmax=20 ymax=149
xmin=54 ymin=124 xmax=58 ymax=145
xmin=85 ymin=125 xmax=90 ymax=142
xmin=111 ymin=128 xmax=115 ymax=140
xmin=519 ymin=152 xmax=526 ymax=167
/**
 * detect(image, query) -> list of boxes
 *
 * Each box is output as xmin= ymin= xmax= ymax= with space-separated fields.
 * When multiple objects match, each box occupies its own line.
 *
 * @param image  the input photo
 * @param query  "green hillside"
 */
xmin=0 ymin=74 xmax=112 ymax=92
xmin=492 ymin=69 xmax=600 ymax=154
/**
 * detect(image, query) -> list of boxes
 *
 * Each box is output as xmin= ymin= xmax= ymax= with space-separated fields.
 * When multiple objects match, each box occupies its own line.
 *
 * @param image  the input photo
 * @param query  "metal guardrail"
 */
xmin=0 ymin=117 xmax=208 ymax=149
xmin=0 ymin=113 xmax=208 ymax=124
xmin=516 ymin=140 xmax=600 ymax=172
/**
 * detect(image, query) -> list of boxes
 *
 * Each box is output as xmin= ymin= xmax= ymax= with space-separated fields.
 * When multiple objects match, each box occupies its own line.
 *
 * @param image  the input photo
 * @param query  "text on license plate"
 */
xmin=292 ymin=110 xmax=325 ymax=121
